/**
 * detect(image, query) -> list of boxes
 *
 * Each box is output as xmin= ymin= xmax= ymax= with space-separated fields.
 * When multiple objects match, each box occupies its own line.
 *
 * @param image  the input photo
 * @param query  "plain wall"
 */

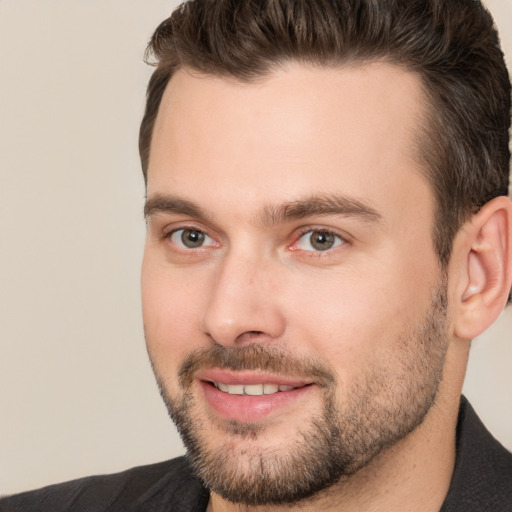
xmin=0 ymin=0 xmax=511 ymax=496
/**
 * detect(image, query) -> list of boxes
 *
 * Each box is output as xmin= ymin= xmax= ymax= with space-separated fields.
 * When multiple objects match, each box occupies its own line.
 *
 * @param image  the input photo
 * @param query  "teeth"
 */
xmin=244 ymin=384 xmax=264 ymax=396
xmin=227 ymin=384 xmax=244 ymax=395
xmin=213 ymin=382 xmax=298 ymax=396
xmin=263 ymin=384 xmax=279 ymax=394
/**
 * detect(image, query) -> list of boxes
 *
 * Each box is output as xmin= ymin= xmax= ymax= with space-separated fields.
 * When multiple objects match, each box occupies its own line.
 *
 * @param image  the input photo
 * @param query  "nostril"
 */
xmin=231 ymin=330 xmax=267 ymax=345
xmin=237 ymin=331 xmax=265 ymax=341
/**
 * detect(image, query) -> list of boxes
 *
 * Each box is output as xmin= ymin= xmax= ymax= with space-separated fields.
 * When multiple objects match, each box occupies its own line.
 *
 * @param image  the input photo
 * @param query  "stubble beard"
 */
xmin=150 ymin=283 xmax=449 ymax=506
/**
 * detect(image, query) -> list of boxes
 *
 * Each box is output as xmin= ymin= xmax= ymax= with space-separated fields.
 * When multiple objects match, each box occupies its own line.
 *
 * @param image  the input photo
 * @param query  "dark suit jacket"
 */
xmin=1 ymin=397 xmax=511 ymax=511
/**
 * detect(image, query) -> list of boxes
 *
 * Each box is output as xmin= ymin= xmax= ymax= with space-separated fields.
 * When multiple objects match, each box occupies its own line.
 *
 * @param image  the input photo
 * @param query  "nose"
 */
xmin=201 ymin=252 xmax=286 ymax=346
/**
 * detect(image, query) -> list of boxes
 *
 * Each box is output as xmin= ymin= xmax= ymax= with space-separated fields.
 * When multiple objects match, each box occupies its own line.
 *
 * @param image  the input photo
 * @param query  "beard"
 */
xmin=150 ymin=282 xmax=449 ymax=506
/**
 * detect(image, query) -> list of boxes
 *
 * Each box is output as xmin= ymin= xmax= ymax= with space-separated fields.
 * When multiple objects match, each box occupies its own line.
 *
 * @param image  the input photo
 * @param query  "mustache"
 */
xmin=178 ymin=343 xmax=335 ymax=389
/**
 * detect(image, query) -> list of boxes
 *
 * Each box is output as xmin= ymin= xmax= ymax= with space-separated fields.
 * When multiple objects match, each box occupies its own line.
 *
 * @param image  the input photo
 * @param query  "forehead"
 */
xmin=148 ymin=62 xmax=431 ymax=226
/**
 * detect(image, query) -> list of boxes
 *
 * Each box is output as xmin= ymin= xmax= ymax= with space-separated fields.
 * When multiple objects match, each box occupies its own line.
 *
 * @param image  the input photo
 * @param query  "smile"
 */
xmin=198 ymin=374 xmax=315 ymax=422
xmin=212 ymin=382 xmax=299 ymax=396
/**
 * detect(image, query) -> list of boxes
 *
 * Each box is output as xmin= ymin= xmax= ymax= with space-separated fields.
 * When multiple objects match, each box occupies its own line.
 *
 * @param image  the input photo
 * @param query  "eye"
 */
xmin=295 ymin=230 xmax=345 ymax=252
xmin=169 ymin=228 xmax=215 ymax=249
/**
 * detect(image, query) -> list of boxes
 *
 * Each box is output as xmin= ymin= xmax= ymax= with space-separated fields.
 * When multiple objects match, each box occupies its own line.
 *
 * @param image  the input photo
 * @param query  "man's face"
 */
xmin=142 ymin=63 xmax=450 ymax=505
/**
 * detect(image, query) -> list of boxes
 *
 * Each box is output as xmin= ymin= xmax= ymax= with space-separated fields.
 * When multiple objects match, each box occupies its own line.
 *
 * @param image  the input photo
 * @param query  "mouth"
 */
xmin=210 ymin=382 xmax=302 ymax=396
xmin=196 ymin=370 xmax=315 ymax=423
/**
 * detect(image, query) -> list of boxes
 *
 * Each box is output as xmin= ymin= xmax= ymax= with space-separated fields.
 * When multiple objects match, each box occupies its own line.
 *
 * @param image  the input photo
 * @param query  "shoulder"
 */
xmin=0 ymin=456 xmax=209 ymax=512
xmin=441 ymin=396 xmax=512 ymax=512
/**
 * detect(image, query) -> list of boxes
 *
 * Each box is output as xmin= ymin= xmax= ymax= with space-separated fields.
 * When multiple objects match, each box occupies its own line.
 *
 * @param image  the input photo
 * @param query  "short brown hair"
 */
xmin=139 ymin=0 xmax=511 ymax=267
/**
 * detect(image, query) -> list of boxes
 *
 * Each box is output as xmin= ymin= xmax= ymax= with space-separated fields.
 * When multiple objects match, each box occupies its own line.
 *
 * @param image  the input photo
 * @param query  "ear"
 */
xmin=452 ymin=196 xmax=512 ymax=341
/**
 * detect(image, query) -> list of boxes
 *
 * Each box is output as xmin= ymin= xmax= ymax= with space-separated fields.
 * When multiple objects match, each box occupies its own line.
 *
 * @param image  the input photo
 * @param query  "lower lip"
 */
xmin=199 ymin=381 xmax=314 ymax=423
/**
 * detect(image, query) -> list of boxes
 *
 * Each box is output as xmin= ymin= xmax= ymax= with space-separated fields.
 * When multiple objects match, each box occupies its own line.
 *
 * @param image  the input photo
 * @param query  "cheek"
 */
xmin=288 ymin=283 xmax=388 ymax=373
xmin=141 ymin=254 xmax=209 ymax=374
xmin=283 ymin=262 xmax=434 ymax=376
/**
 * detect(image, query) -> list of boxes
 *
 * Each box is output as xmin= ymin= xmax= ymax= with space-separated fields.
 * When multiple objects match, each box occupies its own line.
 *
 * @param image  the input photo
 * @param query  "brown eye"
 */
xmin=296 ymin=230 xmax=344 ymax=252
xmin=170 ymin=229 xmax=213 ymax=249
xmin=310 ymin=232 xmax=335 ymax=251
xmin=181 ymin=229 xmax=205 ymax=248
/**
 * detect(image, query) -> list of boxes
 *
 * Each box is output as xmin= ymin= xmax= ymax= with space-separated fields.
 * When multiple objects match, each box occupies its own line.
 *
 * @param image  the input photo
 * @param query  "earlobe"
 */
xmin=453 ymin=196 xmax=512 ymax=341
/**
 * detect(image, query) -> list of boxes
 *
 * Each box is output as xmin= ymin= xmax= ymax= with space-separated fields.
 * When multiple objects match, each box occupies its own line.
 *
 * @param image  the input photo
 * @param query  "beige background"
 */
xmin=0 ymin=0 xmax=511 ymax=496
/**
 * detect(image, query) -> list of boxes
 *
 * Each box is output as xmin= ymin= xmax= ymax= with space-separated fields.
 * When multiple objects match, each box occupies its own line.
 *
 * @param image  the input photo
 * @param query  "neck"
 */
xmin=209 ymin=389 xmax=460 ymax=512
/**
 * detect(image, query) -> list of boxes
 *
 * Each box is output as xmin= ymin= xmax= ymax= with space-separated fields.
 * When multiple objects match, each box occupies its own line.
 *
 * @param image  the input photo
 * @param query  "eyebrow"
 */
xmin=144 ymin=193 xmax=382 ymax=225
xmin=144 ymin=194 xmax=211 ymax=222
xmin=261 ymin=194 xmax=382 ymax=225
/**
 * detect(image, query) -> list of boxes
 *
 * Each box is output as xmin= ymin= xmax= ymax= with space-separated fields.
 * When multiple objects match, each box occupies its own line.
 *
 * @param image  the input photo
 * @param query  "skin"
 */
xmin=142 ymin=62 xmax=475 ymax=511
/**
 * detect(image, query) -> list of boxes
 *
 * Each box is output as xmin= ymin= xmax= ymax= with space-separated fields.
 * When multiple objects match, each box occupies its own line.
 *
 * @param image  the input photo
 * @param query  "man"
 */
xmin=1 ymin=0 xmax=511 ymax=511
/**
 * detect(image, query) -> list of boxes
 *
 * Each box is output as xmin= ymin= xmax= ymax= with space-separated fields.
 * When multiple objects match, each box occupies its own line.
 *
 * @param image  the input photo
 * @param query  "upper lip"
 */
xmin=195 ymin=368 xmax=313 ymax=387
